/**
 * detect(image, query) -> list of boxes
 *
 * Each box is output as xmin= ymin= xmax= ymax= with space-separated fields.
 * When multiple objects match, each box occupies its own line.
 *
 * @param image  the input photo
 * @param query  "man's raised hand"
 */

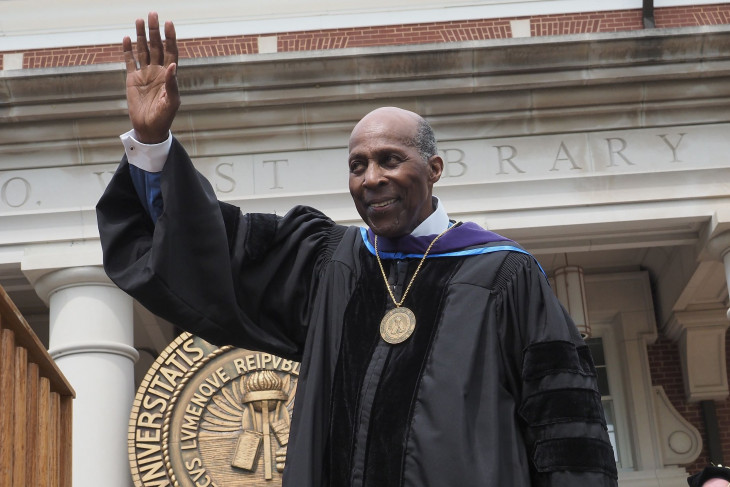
xmin=123 ymin=12 xmax=180 ymax=144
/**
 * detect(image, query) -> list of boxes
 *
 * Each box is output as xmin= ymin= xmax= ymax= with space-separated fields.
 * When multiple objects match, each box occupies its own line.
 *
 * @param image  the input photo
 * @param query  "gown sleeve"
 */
xmin=495 ymin=252 xmax=619 ymax=487
xmin=96 ymin=138 xmax=345 ymax=360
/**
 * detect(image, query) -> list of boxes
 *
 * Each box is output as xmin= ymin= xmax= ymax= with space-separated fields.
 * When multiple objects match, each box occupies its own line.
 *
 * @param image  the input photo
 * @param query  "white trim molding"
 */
xmin=586 ymin=272 xmax=701 ymax=485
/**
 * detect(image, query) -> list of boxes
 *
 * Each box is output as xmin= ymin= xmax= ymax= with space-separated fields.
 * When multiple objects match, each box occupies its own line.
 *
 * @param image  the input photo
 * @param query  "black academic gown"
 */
xmin=96 ymin=140 xmax=618 ymax=487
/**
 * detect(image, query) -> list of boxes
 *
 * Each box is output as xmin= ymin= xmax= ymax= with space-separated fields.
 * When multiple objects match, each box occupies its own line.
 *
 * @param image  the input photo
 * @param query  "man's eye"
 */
xmin=350 ymin=161 xmax=365 ymax=172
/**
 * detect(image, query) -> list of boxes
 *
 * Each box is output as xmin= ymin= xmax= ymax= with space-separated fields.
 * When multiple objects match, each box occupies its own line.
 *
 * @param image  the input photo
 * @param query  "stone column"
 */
xmin=34 ymin=266 xmax=138 ymax=487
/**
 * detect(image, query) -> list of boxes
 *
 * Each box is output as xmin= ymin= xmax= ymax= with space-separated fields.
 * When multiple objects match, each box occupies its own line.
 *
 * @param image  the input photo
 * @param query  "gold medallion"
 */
xmin=380 ymin=307 xmax=416 ymax=344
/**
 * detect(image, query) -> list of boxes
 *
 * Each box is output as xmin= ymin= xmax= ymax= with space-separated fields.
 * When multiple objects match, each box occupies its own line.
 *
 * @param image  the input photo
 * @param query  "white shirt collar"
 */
xmin=411 ymin=197 xmax=449 ymax=237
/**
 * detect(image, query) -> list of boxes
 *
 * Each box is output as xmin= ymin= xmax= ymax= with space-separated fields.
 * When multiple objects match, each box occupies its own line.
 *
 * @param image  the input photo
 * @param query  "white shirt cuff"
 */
xmin=120 ymin=129 xmax=172 ymax=173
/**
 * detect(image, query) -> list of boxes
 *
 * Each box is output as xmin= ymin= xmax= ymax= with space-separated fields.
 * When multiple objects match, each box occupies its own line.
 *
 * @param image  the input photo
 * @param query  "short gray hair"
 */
xmin=413 ymin=118 xmax=437 ymax=162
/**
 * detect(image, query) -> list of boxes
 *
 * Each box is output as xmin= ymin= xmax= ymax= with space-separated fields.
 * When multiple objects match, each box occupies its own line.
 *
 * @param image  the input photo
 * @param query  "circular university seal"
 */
xmin=129 ymin=333 xmax=299 ymax=487
xmin=380 ymin=307 xmax=416 ymax=344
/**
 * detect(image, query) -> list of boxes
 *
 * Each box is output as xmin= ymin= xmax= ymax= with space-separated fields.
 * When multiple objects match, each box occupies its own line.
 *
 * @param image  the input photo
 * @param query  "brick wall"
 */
xmin=656 ymin=4 xmax=730 ymax=28
xmin=530 ymin=10 xmax=642 ymax=36
xmin=178 ymin=35 xmax=258 ymax=59
xmin=647 ymin=332 xmax=730 ymax=475
xmin=2 ymin=4 xmax=729 ymax=70
xmin=22 ymin=45 xmax=122 ymax=69
xmin=277 ymin=19 xmax=514 ymax=51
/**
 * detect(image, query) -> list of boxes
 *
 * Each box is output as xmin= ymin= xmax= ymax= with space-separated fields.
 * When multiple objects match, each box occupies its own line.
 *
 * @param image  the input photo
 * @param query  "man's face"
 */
xmin=348 ymin=108 xmax=442 ymax=238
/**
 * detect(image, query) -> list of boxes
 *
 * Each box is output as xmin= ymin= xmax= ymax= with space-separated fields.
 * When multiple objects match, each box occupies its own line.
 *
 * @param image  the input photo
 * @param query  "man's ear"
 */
xmin=427 ymin=154 xmax=444 ymax=184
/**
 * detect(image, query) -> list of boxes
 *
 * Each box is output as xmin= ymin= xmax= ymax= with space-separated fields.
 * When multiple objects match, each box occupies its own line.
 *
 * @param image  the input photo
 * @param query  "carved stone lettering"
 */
xmin=214 ymin=163 xmax=236 ymax=193
xmin=605 ymin=138 xmax=635 ymax=167
xmin=263 ymin=159 xmax=289 ymax=190
xmin=658 ymin=133 xmax=686 ymax=163
xmin=0 ymin=127 xmax=715 ymax=216
xmin=440 ymin=148 xmax=467 ymax=178
xmin=1 ymin=177 xmax=31 ymax=208
xmin=494 ymin=145 xmax=525 ymax=175
xmin=550 ymin=141 xmax=582 ymax=171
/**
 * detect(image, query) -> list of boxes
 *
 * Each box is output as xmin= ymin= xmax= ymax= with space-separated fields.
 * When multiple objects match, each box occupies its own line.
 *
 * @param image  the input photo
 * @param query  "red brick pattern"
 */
xmin=277 ymin=19 xmax=513 ymax=51
xmin=656 ymin=4 xmax=730 ymax=28
xmin=2 ymin=5 xmax=729 ymax=70
xmin=177 ymin=35 xmax=258 ymax=59
xmin=279 ymin=31 xmax=349 ymax=51
xmin=531 ymin=11 xmax=642 ymax=36
xmin=437 ymin=20 xmax=512 ymax=42
xmin=647 ymin=333 xmax=730 ymax=475
xmin=22 ymin=45 xmax=121 ymax=69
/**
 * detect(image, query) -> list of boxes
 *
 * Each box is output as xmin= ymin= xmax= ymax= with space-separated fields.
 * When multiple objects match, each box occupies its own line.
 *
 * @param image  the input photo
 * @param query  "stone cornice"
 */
xmin=2 ymin=26 xmax=730 ymax=124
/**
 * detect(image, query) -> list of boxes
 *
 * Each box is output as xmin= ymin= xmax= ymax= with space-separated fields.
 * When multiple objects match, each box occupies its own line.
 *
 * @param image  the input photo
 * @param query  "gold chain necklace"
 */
xmin=375 ymin=223 xmax=456 ymax=344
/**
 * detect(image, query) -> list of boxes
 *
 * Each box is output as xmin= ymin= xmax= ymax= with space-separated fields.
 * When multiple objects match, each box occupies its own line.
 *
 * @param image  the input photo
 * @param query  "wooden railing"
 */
xmin=0 ymin=284 xmax=74 ymax=487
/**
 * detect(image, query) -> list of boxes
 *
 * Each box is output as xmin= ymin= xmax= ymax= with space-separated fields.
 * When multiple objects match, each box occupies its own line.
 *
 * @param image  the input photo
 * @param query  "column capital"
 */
xmin=31 ymin=265 xmax=113 ymax=305
xmin=664 ymin=309 xmax=729 ymax=341
xmin=666 ymin=309 xmax=729 ymax=402
xmin=705 ymin=231 xmax=730 ymax=261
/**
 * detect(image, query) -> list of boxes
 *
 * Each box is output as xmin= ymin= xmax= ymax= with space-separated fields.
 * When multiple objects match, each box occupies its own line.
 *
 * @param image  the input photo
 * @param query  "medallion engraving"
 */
xmin=380 ymin=307 xmax=416 ymax=344
xmin=129 ymin=333 xmax=298 ymax=487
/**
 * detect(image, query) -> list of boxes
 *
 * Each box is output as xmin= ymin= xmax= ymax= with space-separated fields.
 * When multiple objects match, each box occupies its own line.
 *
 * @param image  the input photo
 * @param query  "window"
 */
xmin=586 ymin=336 xmax=619 ymax=463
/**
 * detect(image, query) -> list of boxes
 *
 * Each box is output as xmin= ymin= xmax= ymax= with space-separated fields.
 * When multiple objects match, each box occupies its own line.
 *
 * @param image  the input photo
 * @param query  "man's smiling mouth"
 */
xmin=370 ymin=198 xmax=397 ymax=209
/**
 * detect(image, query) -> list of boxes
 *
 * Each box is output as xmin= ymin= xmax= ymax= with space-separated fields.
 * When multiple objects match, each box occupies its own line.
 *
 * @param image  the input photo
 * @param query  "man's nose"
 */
xmin=363 ymin=162 xmax=385 ymax=187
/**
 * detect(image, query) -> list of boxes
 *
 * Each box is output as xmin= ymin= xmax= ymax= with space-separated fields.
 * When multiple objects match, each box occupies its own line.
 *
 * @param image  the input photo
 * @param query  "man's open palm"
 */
xmin=123 ymin=12 xmax=180 ymax=144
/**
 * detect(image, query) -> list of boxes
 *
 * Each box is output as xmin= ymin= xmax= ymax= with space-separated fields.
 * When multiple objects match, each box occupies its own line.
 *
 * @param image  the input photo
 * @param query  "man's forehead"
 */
xmin=355 ymin=107 xmax=420 ymax=127
xmin=349 ymin=107 xmax=420 ymax=146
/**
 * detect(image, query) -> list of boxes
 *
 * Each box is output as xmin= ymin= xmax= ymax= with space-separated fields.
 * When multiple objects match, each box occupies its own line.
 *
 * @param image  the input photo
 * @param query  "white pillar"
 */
xmin=34 ymin=266 xmax=138 ymax=487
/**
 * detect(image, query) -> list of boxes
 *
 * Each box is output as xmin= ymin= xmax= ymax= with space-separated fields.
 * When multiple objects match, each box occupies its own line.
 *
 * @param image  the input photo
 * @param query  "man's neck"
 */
xmin=410 ymin=197 xmax=449 ymax=237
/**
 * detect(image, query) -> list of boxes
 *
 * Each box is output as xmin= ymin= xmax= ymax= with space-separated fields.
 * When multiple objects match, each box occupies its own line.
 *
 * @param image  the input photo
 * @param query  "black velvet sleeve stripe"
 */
xmin=519 ymin=388 xmax=605 ymax=426
xmin=241 ymin=212 xmax=279 ymax=263
xmin=533 ymin=437 xmax=618 ymax=478
xmin=522 ymin=341 xmax=597 ymax=381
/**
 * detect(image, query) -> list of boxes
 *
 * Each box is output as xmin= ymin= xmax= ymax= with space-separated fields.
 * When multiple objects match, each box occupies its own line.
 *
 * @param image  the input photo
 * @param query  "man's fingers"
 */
xmin=163 ymin=21 xmax=179 ymax=67
xmin=164 ymin=63 xmax=180 ymax=101
xmin=135 ymin=18 xmax=150 ymax=67
xmin=122 ymin=36 xmax=137 ymax=73
xmin=147 ymin=12 xmax=164 ymax=65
